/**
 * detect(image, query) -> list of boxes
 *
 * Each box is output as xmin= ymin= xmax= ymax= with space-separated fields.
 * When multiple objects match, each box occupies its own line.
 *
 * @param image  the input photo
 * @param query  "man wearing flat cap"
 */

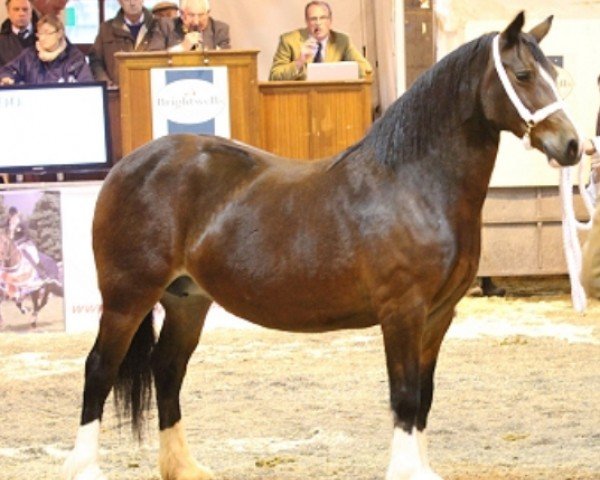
xmin=152 ymin=1 xmax=179 ymax=18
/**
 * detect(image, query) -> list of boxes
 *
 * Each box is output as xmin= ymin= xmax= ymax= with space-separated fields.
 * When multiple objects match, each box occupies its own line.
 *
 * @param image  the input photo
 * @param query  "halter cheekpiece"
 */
xmin=492 ymin=34 xmax=564 ymax=149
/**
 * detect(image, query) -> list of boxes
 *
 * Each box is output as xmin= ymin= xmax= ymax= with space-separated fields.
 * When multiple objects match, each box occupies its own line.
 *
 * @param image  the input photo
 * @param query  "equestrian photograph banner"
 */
xmin=150 ymin=66 xmax=231 ymax=139
xmin=0 ymin=189 xmax=64 ymax=332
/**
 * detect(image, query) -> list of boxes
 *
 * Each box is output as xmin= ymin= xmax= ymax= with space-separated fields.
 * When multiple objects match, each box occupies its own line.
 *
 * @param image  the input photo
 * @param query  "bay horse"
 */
xmin=0 ymin=231 xmax=63 ymax=328
xmin=64 ymin=13 xmax=581 ymax=480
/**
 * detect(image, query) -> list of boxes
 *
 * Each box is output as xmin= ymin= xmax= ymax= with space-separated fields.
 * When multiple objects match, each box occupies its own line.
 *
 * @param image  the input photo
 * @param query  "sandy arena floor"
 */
xmin=0 ymin=276 xmax=598 ymax=479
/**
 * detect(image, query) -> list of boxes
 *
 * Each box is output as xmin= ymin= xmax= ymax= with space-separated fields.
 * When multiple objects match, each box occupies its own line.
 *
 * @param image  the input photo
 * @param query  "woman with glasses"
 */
xmin=0 ymin=14 xmax=92 ymax=85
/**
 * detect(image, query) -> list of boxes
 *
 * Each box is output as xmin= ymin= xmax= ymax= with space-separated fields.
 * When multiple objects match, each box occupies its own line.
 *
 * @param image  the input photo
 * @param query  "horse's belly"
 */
xmin=215 ymin=297 xmax=378 ymax=333
xmin=223 ymin=311 xmax=377 ymax=333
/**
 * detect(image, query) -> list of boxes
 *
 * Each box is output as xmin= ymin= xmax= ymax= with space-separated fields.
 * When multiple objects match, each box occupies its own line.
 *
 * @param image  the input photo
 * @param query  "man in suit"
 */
xmin=269 ymin=0 xmax=371 ymax=81
xmin=162 ymin=0 xmax=230 ymax=52
xmin=0 ymin=0 xmax=37 ymax=66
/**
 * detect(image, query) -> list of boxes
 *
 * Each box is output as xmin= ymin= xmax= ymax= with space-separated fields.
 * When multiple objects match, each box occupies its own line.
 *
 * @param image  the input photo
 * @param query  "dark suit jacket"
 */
xmin=0 ymin=18 xmax=37 ymax=67
xmin=269 ymin=28 xmax=372 ymax=81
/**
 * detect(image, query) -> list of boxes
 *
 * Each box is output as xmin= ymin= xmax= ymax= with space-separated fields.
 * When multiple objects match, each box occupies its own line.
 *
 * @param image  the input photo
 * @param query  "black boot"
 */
xmin=480 ymin=276 xmax=506 ymax=297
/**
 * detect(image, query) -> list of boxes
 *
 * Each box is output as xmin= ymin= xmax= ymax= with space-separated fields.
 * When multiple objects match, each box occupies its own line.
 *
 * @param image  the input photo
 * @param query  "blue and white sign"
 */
xmin=150 ymin=66 xmax=231 ymax=139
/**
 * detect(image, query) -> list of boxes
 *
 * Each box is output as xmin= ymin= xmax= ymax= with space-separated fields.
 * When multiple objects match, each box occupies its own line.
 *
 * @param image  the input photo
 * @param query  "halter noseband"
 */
xmin=492 ymin=34 xmax=564 ymax=148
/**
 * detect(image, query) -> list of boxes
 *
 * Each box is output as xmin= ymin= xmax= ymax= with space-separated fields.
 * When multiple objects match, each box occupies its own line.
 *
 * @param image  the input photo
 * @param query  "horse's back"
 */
xmin=92 ymin=135 xmax=324 ymax=292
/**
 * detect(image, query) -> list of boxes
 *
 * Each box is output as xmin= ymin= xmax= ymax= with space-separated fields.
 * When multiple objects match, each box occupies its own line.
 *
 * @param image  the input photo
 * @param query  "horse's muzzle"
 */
xmin=544 ymin=137 xmax=581 ymax=167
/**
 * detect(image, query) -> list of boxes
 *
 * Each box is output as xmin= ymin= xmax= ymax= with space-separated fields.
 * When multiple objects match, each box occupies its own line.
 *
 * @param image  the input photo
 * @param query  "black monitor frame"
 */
xmin=0 ymin=81 xmax=112 ymax=176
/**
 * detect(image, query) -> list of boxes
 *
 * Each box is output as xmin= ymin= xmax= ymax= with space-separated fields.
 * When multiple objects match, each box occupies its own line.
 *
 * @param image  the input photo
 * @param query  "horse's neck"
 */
xmin=5 ymin=242 xmax=22 ymax=269
xmin=395 ymin=37 xmax=500 ymax=202
xmin=380 ymin=112 xmax=499 ymax=208
xmin=403 ymin=86 xmax=500 ymax=208
xmin=431 ymin=125 xmax=498 ymax=196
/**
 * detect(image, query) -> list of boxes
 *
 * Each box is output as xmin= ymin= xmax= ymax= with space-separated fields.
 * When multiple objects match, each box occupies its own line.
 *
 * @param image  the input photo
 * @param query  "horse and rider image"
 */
xmin=0 ymin=204 xmax=64 ymax=329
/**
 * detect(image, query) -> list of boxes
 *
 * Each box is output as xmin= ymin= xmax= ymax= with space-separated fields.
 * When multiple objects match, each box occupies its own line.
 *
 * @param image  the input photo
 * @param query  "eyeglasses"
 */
xmin=37 ymin=30 xmax=58 ymax=37
xmin=308 ymin=15 xmax=330 ymax=23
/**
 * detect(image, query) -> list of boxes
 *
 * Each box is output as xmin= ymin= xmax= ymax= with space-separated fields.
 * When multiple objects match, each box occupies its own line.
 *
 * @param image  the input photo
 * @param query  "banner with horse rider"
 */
xmin=0 ymin=189 xmax=64 ymax=331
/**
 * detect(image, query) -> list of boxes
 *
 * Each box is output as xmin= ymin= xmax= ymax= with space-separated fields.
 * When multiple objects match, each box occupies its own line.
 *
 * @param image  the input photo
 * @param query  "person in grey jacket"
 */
xmin=163 ymin=0 xmax=230 ymax=52
xmin=88 ymin=0 xmax=170 ymax=86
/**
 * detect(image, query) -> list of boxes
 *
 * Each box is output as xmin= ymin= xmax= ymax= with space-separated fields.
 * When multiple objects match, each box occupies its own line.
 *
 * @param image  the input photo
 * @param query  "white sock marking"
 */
xmin=386 ymin=427 xmax=443 ymax=479
xmin=63 ymin=420 xmax=105 ymax=479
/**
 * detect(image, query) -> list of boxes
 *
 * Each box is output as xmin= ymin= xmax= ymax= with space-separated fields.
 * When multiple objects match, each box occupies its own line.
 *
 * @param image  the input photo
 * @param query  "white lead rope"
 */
xmin=492 ymin=34 xmax=589 ymax=312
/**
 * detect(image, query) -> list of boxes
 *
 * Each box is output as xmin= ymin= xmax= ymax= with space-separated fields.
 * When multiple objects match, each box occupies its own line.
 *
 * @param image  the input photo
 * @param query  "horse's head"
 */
xmin=481 ymin=12 xmax=581 ymax=167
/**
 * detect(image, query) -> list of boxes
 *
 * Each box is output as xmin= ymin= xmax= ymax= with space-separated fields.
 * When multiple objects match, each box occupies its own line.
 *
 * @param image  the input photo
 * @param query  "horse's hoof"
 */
xmin=63 ymin=463 xmax=106 ymax=480
xmin=386 ymin=469 xmax=443 ymax=480
xmin=161 ymin=463 xmax=214 ymax=480
xmin=410 ymin=469 xmax=443 ymax=480
xmin=386 ymin=463 xmax=444 ymax=480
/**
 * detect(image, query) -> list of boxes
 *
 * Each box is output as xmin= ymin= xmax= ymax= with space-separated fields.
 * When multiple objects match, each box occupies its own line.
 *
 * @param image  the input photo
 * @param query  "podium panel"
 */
xmin=259 ymin=79 xmax=372 ymax=160
xmin=116 ymin=50 xmax=260 ymax=156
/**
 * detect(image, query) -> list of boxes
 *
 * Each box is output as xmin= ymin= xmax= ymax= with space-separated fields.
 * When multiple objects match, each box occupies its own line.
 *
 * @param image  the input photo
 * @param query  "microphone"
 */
xmin=185 ymin=24 xmax=202 ymax=51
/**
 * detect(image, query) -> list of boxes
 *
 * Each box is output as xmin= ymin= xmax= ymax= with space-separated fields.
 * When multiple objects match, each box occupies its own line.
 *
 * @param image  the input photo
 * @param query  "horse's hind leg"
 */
xmin=63 ymin=293 xmax=160 ymax=480
xmin=153 ymin=278 xmax=213 ymax=480
xmin=29 ymin=290 xmax=40 ymax=327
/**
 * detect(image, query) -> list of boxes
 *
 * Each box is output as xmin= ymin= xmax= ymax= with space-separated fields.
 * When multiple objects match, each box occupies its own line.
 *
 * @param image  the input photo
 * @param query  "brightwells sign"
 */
xmin=150 ymin=66 xmax=231 ymax=139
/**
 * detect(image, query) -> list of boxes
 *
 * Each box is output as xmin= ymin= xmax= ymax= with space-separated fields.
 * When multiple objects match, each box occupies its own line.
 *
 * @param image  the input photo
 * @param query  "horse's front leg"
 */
xmin=381 ymin=307 xmax=443 ymax=480
xmin=153 ymin=290 xmax=213 ymax=480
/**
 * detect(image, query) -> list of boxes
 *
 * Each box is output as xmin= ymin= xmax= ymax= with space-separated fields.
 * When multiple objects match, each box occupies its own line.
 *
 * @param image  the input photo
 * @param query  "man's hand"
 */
xmin=0 ymin=77 xmax=15 ymax=86
xmin=584 ymin=138 xmax=598 ymax=156
xmin=182 ymin=31 xmax=203 ymax=51
xmin=295 ymin=38 xmax=318 ymax=70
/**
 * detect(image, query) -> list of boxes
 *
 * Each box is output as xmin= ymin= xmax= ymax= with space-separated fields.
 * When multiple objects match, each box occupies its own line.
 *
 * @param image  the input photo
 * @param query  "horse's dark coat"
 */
xmin=66 ymin=12 xmax=581 ymax=480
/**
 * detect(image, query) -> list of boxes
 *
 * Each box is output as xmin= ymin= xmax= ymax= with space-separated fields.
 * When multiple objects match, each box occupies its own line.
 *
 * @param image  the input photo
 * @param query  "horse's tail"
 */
xmin=113 ymin=310 xmax=155 ymax=441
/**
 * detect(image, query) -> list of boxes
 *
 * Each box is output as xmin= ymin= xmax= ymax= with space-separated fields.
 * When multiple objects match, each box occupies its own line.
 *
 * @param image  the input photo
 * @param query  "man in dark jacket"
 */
xmin=88 ymin=0 xmax=170 ymax=86
xmin=0 ymin=0 xmax=38 ymax=66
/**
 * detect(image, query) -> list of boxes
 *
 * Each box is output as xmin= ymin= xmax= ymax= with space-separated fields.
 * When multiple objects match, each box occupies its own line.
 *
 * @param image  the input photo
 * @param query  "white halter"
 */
xmin=492 ymin=34 xmax=565 ymax=148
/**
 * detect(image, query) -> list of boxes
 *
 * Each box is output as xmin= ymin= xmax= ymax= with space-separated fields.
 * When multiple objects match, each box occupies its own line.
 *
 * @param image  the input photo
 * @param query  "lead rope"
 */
xmin=493 ymin=34 xmax=590 ymax=311
xmin=559 ymin=144 xmax=598 ymax=312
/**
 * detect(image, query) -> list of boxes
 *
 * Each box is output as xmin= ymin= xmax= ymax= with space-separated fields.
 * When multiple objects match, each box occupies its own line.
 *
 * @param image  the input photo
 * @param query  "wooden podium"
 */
xmin=115 ymin=49 xmax=260 ymax=156
xmin=259 ymin=79 xmax=372 ymax=160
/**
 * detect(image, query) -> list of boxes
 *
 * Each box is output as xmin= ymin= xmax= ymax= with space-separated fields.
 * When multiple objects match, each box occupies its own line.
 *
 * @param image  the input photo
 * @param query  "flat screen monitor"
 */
xmin=0 ymin=82 xmax=112 ymax=175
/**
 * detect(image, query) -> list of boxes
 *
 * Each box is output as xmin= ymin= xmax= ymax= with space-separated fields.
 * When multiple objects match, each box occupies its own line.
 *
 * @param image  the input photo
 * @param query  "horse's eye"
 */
xmin=515 ymin=70 xmax=532 ymax=82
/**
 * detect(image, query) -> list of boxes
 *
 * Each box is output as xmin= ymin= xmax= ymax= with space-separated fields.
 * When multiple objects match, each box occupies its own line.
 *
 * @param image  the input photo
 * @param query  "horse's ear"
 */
xmin=528 ymin=15 xmax=553 ymax=43
xmin=501 ymin=11 xmax=525 ymax=46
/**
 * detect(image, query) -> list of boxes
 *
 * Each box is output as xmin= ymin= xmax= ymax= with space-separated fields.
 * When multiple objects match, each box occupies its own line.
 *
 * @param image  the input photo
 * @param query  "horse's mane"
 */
xmin=356 ymin=32 xmax=497 ymax=169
